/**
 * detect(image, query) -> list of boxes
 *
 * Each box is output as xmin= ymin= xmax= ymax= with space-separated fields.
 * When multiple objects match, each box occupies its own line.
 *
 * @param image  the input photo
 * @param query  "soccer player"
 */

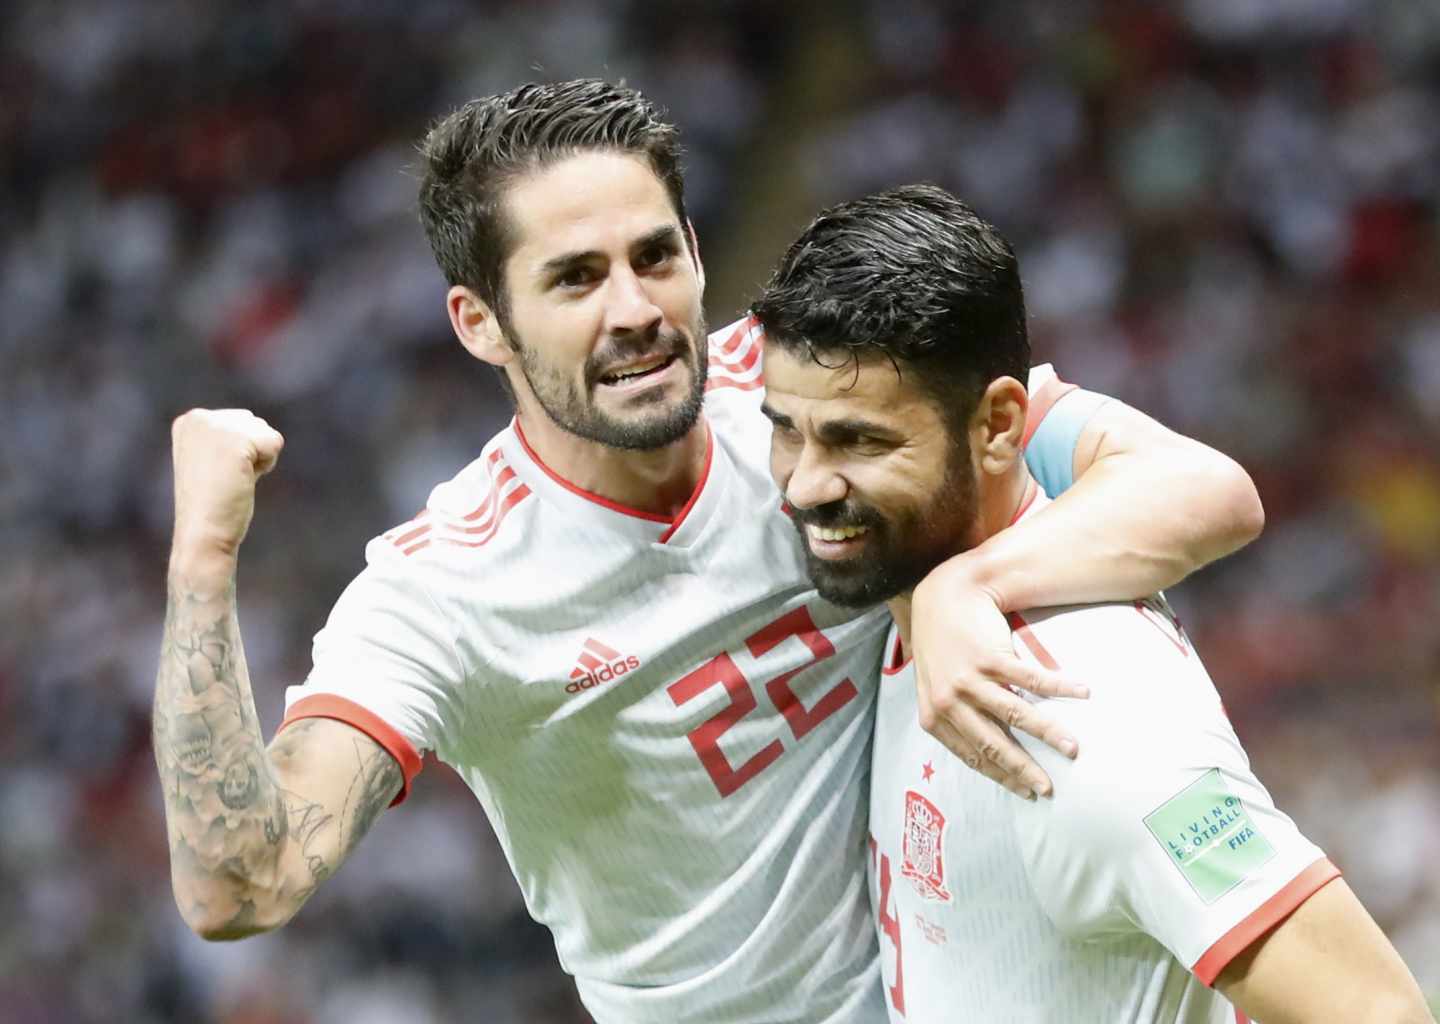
xmin=154 ymin=82 xmax=1264 ymax=1022
xmin=753 ymin=184 xmax=1432 ymax=1022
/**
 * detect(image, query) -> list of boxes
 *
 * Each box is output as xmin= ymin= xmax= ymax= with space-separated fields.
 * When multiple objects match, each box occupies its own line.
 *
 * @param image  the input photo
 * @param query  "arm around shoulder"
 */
xmin=1066 ymin=397 xmax=1265 ymax=582
xmin=981 ymin=394 xmax=1264 ymax=613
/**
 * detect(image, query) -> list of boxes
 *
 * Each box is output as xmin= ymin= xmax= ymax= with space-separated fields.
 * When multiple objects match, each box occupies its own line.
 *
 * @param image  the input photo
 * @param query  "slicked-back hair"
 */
xmin=418 ymin=79 xmax=689 ymax=328
xmin=752 ymin=184 xmax=1030 ymax=435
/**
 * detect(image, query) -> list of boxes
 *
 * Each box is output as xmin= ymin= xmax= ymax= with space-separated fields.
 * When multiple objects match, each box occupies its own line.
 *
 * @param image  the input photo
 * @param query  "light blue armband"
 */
xmin=1023 ymin=390 xmax=1110 ymax=498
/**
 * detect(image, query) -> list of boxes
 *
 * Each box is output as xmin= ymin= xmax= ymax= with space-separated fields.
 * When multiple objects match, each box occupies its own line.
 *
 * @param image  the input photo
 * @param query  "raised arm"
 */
xmin=911 ymin=394 xmax=1265 ymax=799
xmin=154 ymin=410 xmax=401 ymax=939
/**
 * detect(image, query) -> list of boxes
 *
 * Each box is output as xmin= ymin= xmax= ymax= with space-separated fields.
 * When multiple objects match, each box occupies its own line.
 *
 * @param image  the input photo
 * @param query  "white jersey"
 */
xmin=868 ymin=490 xmax=1339 ymax=1023
xmin=282 ymin=317 xmax=1093 ymax=1023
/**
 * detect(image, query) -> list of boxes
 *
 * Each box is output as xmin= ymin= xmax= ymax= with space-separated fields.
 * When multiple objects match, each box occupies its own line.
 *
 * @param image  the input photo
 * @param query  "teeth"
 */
xmin=606 ymin=357 xmax=667 ymax=382
xmin=811 ymin=525 xmax=869 ymax=542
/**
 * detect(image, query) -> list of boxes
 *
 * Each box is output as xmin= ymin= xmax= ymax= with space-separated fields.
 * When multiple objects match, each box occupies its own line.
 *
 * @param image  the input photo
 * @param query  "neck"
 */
xmin=888 ymin=467 xmax=1036 ymax=658
xmin=515 ymin=407 xmax=709 ymax=517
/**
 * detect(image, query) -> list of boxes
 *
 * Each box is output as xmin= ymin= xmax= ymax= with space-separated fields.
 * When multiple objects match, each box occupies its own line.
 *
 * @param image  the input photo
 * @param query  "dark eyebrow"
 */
xmin=759 ymin=403 xmax=791 ymax=427
xmin=816 ymin=418 xmax=901 ymax=444
xmin=632 ymin=224 xmax=684 ymax=254
xmin=537 ymin=225 xmax=682 ymax=278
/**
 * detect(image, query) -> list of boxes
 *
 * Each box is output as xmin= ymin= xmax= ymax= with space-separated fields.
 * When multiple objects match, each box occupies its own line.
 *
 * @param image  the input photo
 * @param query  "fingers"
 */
xmin=999 ymin=660 xmax=1089 ymax=702
xmin=174 ymin=409 xmax=285 ymax=476
xmin=930 ymin=715 xmax=1045 ymax=801
xmin=971 ymin=684 xmax=1080 ymax=760
xmin=916 ymin=663 xmax=1056 ymax=800
xmin=250 ymin=419 xmax=285 ymax=476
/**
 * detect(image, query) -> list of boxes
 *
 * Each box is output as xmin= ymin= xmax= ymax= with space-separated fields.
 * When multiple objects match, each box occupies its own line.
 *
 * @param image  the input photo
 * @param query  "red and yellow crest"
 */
xmin=900 ymin=791 xmax=951 ymax=902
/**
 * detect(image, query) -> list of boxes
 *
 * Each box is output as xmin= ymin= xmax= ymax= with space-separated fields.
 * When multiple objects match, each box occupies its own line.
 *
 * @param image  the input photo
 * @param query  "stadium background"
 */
xmin=3 ymin=0 xmax=1438 ymax=1020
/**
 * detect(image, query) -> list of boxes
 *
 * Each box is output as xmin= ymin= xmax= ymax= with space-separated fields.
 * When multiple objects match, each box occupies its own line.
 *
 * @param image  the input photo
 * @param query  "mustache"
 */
xmin=790 ymin=500 xmax=883 ymax=531
xmin=586 ymin=327 xmax=693 ymax=382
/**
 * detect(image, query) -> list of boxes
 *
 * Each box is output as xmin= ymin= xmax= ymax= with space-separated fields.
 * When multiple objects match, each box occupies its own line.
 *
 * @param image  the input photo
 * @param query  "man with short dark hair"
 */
xmin=755 ymin=183 xmax=1431 ymax=1023
xmin=154 ymin=82 xmax=1267 ymax=1022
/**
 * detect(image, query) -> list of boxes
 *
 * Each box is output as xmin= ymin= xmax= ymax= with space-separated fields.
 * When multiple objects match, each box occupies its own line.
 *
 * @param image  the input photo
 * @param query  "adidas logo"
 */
xmin=566 ymin=638 xmax=641 ymax=693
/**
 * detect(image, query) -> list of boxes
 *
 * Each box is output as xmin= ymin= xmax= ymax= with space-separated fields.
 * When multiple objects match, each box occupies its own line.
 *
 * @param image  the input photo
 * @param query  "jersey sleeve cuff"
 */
xmin=279 ymin=694 xmax=424 ymax=806
xmin=1191 ymin=857 xmax=1342 ymax=986
xmin=1021 ymin=374 xmax=1081 ymax=448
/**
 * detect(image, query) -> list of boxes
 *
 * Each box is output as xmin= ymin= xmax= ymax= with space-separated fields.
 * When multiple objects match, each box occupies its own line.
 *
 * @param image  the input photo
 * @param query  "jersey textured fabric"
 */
xmin=868 ymin=491 xmax=1338 ymax=1023
xmin=280 ymin=316 xmax=1093 ymax=1023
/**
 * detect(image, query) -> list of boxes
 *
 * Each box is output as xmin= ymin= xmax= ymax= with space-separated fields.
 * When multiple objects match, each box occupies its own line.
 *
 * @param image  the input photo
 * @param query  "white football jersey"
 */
xmin=282 ymin=317 xmax=1095 ymax=1023
xmin=868 ymin=490 xmax=1338 ymax=1023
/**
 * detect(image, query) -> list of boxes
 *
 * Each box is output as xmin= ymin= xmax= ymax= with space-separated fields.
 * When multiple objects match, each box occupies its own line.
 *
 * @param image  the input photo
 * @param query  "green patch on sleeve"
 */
xmin=1143 ymin=768 xmax=1276 ymax=904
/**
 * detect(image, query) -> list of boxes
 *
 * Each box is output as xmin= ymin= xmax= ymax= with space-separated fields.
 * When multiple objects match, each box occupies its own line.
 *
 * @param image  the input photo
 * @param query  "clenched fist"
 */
xmin=170 ymin=409 xmax=285 ymax=564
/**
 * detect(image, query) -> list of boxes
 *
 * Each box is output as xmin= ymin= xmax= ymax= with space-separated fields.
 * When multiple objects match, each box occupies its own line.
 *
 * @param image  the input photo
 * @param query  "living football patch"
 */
xmin=1143 ymin=768 xmax=1276 ymax=903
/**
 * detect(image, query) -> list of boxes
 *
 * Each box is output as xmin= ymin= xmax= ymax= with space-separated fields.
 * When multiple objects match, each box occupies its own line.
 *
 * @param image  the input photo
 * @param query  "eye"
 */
xmin=829 ymin=430 xmax=893 ymax=456
xmin=557 ymin=265 xmax=598 ymax=289
xmin=771 ymin=422 xmax=802 ymax=445
xmin=636 ymin=243 xmax=674 ymax=270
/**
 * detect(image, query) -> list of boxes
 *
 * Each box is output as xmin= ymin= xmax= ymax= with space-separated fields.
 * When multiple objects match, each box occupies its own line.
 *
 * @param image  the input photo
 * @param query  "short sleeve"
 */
xmin=1022 ymin=364 xmax=1110 ymax=498
xmin=281 ymin=537 xmax=464 ymax=804
xmin=1007 ymin=601 xmax=1338 ymax=985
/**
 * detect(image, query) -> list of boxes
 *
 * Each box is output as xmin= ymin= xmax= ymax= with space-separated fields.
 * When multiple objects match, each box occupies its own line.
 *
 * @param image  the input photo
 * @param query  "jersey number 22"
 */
xmin=667 ymin=606 xmax=859 ymax=798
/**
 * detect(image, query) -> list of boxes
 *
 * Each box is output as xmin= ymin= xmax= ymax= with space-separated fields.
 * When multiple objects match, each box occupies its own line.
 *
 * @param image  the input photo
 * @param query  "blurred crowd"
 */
xmin=2 ymin=1 xmax=1436 ymax=1020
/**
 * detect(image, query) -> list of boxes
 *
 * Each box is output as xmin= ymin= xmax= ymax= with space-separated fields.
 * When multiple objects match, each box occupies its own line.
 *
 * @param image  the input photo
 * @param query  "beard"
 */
xmin=792 ymin=444 xmax=978 ymax=608
xmin=511 ymin=313 xmax=708 ymax=451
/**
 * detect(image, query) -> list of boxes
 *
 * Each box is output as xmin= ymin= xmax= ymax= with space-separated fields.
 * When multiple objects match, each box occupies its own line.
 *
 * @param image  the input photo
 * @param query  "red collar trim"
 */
xmin=881 ymin=632 xmax=911 ymax=676
xmin=1008 ymin=477 xmax=1040 ymax=527
xmin=512 ymin=418 xmax=714 ymax=541
xmin=659 ymin=430 xmax=714 ymax=543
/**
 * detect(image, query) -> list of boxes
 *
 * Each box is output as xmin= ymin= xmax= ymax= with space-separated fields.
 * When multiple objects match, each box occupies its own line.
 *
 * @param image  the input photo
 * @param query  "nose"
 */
xmin=604 ymin=265 xmax=663 ymax=336
xmin=784 ymin=442 xmax=848 ymax=511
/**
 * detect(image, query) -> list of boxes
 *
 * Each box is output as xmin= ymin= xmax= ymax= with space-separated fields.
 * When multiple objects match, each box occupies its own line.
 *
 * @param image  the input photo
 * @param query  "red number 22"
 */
xmin=667 ymin=606 xmax=859 ymax=798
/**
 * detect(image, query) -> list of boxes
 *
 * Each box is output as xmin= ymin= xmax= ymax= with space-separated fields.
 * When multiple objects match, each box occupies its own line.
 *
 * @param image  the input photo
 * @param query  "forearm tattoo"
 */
xmin=153 ymin=577 xmax=286 ymax=930
xmin=153 ymin=578 xmax=401 ymax=934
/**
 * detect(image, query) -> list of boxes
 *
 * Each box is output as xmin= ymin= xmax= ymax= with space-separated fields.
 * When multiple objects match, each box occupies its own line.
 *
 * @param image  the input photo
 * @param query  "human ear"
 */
xmin=973 ymin=376 xmax=1029 ymax=476
xmin=447 ymin=285 xmax=514 ymax=368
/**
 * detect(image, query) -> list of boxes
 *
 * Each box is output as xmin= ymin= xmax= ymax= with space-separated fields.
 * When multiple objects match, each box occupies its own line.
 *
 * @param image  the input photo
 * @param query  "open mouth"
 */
xmin=598 ymin=354 xmax=679 ymax=388
xmin=804 ymin=522 xmax=873 ymax=559
xmin=810 ymin=524 xmax=870 ymax=542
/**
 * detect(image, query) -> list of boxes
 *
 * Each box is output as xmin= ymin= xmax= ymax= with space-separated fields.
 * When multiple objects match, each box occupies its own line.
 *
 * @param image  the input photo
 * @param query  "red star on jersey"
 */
xmin=921 ymin=761 xmax=935 ymax=782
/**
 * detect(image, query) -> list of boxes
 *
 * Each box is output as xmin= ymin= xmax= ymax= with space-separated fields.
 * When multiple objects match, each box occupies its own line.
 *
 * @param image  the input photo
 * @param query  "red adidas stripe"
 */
xmin=414 ymin=484 xmax=531 ymax=552
xmin=456 ymin=469 xmax=519 ymax=535
xmin=708 ymin=343 xmax=762 ymax=376
xmin=715 ymin=317 xmax=757 ymax=356
xmin=397 ymin=452 xmax=531 ymax=555
xmin=462 ymin=451 xmax=507 ymax=520
xmin=394 ymin=450 xmax=514 ymax=554
xmin=383 ymin=508 xmax=428 ymax=541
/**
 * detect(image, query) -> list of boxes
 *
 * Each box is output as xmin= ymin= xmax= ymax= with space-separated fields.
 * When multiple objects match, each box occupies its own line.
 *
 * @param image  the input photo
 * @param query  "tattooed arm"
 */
xmin=154 ymin=410 xmax=401 ymax=939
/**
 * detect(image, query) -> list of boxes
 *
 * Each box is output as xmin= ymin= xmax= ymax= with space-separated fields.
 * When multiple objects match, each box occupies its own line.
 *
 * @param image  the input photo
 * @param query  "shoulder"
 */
xmin=704 ymin=314 xmax=765 ymax=395
xmin=1011 ymin=596 xmax=1199 ymax=695
xmin=1008 ymin=598 xmax=1217 ymax=818
xmin=1010 ymin=597 xmax=1234 ymax=785
xmin=373 ymin=431 xmax=536 ymax=568
xmin=1007 ymin=599 xmax=1247 ymax=922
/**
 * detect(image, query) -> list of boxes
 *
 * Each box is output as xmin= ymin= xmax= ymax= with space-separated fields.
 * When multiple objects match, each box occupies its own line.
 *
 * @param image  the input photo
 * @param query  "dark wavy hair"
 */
xmin=417 ymin=79 xmax=689 ymax=327
xmin=751 ymin=184 xmax=1029 ymax=432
